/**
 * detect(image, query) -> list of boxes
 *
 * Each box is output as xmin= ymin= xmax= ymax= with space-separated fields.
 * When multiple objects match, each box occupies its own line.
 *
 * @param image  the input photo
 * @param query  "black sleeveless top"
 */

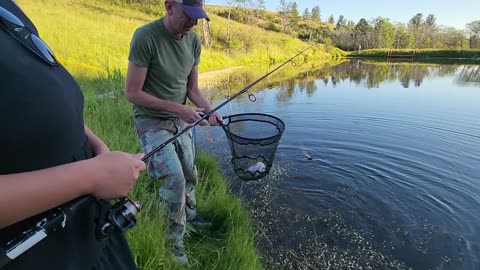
xmin=0 ymin=1 xmax=136 ymax=269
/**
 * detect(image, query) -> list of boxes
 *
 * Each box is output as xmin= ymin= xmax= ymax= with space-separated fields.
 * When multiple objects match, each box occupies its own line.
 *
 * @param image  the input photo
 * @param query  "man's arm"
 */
xmin=187 ymin=65 xmax=223 ymax=126
xmin=124 ymin=61 xmax=204 ymax=124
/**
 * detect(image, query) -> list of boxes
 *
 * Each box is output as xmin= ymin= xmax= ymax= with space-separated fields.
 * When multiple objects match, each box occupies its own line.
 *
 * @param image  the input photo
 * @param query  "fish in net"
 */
xmin=221 ymin=113 xmax=285 ymax=181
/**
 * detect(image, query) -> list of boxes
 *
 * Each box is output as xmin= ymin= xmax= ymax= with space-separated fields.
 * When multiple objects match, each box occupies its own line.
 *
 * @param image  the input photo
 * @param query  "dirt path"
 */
xmin=198 ymin=66 xmax=244 ymax=87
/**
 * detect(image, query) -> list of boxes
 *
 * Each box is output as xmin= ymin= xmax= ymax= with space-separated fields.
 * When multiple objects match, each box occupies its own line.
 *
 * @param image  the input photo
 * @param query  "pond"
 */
xmin=196 ymin=60 xmax=480 ymax=269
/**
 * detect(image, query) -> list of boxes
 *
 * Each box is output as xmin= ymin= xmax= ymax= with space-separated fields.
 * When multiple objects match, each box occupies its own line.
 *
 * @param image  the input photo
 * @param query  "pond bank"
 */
xmin=348 ymin=48 xmax=480 ymax=61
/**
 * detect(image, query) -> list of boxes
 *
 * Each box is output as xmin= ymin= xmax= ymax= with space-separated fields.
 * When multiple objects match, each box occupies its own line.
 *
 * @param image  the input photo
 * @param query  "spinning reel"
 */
xmin=97 ymin=197 xmax=141 ymax=239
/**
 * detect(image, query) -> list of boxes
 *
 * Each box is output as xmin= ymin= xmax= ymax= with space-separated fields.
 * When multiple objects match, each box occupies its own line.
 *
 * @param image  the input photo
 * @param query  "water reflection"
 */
xmin=457 ymin=65 xmax=480 ymax=86
xmin=203 ymin=61 xmax=479 ymax=107
xmin=312 ymin=60 xmax=479 ymax=89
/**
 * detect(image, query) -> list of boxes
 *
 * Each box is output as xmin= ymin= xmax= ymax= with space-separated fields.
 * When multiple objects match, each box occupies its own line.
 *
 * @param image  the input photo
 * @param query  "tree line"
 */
xmin=214 ymin=0 xmax=480 ymax=51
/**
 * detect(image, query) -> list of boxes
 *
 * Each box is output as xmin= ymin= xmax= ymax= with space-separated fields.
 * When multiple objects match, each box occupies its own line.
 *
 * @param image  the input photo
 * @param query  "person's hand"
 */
xmin=177 ymin=105 xmax=208 ymax=126
xmin=89 ymin=152 xmax=146 ymax=200
xmin=208 ymin=111 xmax=224 ymax=126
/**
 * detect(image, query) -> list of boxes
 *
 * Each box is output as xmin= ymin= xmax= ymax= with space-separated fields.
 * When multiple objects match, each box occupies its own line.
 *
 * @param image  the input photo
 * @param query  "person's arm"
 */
xmin=84 ymin=125 xmax=109 ymax=156
xmin=124 ymin=61 xmax=204 ymax=124
xmin=186 ymin=65 xmax=224 ymax=126
xmin=0 ymin=152 xmax=145 ymax=229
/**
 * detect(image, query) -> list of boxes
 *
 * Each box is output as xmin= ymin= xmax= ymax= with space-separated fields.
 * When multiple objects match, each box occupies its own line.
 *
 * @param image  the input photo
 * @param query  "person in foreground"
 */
xmin=0 ymin=0 xmax=146 ymax=269
xmin=125 ymin=0 xmax=223 ymax=265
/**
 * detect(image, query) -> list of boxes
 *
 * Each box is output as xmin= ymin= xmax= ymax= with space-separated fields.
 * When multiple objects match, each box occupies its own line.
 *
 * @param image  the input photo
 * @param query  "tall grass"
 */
xmin=75 ymin=67 xmax=264 ymax=269
xmin=126 ymin=154 xmax=263 ymax=270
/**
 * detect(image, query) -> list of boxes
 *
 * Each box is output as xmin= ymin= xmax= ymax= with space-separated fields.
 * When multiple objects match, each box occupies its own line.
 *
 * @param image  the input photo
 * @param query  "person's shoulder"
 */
xmin=134 ymin=20 xmax=162 ymax=37
xmin=186 ymin=31 xmax=201 ymax=43
xmin=189 ymin=31 xmax=200 ymax=39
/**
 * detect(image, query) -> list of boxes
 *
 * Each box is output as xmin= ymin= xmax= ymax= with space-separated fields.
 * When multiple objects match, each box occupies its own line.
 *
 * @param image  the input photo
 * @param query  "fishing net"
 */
xmin=221 ymin=113 xmax=285 ymax=181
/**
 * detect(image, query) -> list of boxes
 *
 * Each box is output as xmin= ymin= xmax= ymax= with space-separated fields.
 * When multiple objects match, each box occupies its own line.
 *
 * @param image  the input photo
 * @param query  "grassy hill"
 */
xmin=18 ymin=0 xmax=344 ymax=77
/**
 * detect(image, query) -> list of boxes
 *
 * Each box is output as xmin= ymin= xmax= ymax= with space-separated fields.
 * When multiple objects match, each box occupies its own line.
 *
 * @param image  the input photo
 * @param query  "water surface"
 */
xmin=196 ymin=60 xmax=480 ymax=269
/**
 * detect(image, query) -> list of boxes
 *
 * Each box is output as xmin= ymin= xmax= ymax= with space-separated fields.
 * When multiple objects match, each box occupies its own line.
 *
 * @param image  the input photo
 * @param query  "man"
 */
xmin=125 ymin=0 xmax=223 ymax=265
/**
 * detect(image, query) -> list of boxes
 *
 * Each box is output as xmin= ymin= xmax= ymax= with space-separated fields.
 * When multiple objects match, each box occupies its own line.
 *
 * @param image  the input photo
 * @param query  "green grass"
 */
xmin=18 ymin=0 xmax=340 ymax=75
xmin=126 ymin=154 xmax=262 ymax=270
xmin=74 ymin=69 xmax=264 ymax=269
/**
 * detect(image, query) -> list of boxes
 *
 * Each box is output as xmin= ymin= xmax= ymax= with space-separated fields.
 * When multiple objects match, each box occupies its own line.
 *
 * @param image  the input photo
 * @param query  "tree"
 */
xmin=409 ymin=13 xmax=423 ymax=29
xmin=423 ymin=14 xmax=437 ymax=48
xmin=355 ymin=18 xmax=371 ymax=34
xmin=328 ymin=14 xmax=335 ymax=25
xmin=225 ymin=0 xmax=264 ymax=49
xmin=407 ymin=13 xmax=437 ymax=48
xmin=302 ymin=8 xmax=310 ymax=19
xmin=309 ymin=5 xmax=321 ymax=42
xmin=466 ymin=20 xmax=480 ymax=35
xmin=466 ymin=20 xmax=480 ymax=48
xmin=440 ymin=26 xmax=468 ymax=49
xmin=354 ymin=18 xmax=372 ymax=49
xmin=393 ymin=23 xmax=414 ymax=48
xmin=278 ymin=0 xmax=292 ymax=32
xmin=291 ymin=2 xmax=299 ymax=25
xmin=346 ymin=20 xmax=355 ymax=30
xmin=372 ymin=17 xmax=395 ymax=48
xmin=200 ymin=0 xmax=212 ymax=47
xmin=225 ymin=0 xmax=247 ymax=48
xmin=311 ymin=6 xmax=320 ymax=22
xmin=425 ymin=14 xmax=436 ymax=28
xmin=336 ymin=15 xmax=346 ymax=28
xmin=408 ymin=13 xmax=423 ymax=48
xmin=332 ymin=27 xmax=355 ymax=50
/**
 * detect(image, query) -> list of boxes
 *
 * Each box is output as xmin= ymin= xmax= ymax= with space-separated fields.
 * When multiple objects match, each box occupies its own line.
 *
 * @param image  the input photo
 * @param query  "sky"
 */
xmin=205 ymin=0 xmax=479 ymax=30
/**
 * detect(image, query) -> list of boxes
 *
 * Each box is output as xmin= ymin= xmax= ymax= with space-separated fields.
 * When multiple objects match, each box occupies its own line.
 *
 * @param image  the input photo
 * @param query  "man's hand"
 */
xmin=177 ymin=105 xmax=208 ymax=125
xmin=208 ymin=111 xmax=224 ymax=126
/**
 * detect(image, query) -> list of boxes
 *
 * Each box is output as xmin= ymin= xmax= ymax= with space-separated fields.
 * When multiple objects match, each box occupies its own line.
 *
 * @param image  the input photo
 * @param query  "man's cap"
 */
xmin=174 ymin=0 xmax=210 ymax=21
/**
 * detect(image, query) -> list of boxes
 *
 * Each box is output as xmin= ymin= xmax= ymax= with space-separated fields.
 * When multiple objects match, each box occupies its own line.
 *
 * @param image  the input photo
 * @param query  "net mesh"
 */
xmin=221 ymin=113 xmax=285 ymax=181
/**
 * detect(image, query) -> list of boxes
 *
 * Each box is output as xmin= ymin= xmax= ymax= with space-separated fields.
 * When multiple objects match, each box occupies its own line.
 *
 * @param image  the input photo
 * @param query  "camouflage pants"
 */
xmin=134 ymin=117 xmax=198 ymax=242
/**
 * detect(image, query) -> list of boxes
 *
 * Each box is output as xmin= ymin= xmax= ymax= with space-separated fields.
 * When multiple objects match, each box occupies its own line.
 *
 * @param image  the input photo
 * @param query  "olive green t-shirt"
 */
xmin=128 ymin=18 xmax=201 ymax=119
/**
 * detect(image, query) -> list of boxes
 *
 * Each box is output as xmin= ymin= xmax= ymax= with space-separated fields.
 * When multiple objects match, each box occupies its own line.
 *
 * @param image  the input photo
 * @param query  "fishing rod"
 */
xmin=142 ymin=42 xmax=317 ymax=161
